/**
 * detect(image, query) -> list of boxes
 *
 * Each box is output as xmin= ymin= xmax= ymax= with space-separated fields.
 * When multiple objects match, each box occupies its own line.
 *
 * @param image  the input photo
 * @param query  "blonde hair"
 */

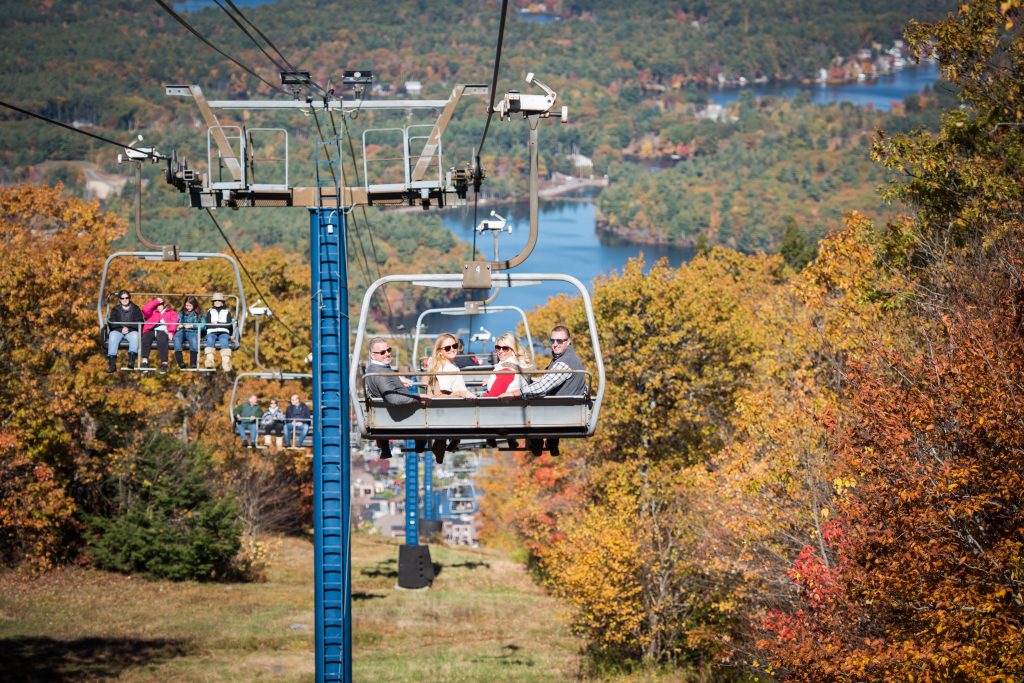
xmin=427 ymin=333 xmax=458 ymax=394
xmin=494 ymin=332 xmax=534 ymax=370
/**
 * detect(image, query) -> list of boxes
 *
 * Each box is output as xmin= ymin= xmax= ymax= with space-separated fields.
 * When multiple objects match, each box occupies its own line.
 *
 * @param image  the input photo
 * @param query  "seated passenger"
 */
xmin=363 ymin=336 xmax=426 ymax=459
xmin=452 ymin=338 xmax=480 ymax=369
xmin=284 ymin=394 xmax=312 ymax=448
xmin=105 ymin=289 xmax=144 ymax=373
xmin=140 ymin=297 xmax=179 ymax=374
xmin=427 ymin=333 xmax=476 ymax=399
xmin=173 ymin=295 xmax=203 ymax=369
xmin=500 ymin=324 xmax=585 ymax=457
xmin=235 ymin=394 xmax=261 ymax=449
xmin=426 ymin=333 xmax=475 ymax=463
xmin=483 ymin=332 xmax=533 ymax=397
xmin=203 ymin=293 xmax=234 ymax=372
xmin=260 ymin=399 xmax=285 ymax=451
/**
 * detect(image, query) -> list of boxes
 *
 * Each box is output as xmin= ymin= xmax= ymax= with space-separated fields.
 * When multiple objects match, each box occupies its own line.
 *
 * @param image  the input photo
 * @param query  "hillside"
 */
xmin=0 ymin=534 xmax=598 ymax=683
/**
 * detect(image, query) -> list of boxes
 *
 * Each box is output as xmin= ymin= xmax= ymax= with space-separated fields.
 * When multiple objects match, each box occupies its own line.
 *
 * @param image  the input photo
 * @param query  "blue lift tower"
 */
xmin=164 ymin=81 xmax=489 ymax=683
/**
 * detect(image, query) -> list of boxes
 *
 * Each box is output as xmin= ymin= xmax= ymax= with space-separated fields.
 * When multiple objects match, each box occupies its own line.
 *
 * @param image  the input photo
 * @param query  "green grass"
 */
xmin=0 ymin=534 xmax=590 ymax=682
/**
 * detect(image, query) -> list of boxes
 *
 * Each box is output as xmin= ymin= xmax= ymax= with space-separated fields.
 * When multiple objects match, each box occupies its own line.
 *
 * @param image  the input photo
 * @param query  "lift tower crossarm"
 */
xmin=166 ymin=85 xmax=243 ymax=181
xmin=410 ymin=84 xmax=489 ymax=183
xmin=165 ymin=84 xmax=488 ymax=210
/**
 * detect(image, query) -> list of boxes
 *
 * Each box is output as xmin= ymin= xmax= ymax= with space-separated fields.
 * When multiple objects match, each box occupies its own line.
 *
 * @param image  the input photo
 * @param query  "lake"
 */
xmin=707 ymin=62 xmax=940 ymax=112
xmin=175 ymin=0 xmax=276 ymax=11
xmin=435 ymin=195 xmax=693 ymax=349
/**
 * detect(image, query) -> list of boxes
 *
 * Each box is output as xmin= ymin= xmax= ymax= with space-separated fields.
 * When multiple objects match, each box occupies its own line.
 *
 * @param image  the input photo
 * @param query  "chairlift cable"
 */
xmin=335 ymin=113 xmax=387 ymax=284
xmin=221 ymin=0 xmax=329 ymax=96
xmin=333 ymin=110 xmax=398 ymax=325
xmin=204 ymin=208 xmax=305 ymax=342
xmin=151 ymin=0 xmax=285 ymax=94
xmin=309 ymin=110 xmax=374 ymax=292
xmin=0 ymin=99 xmax=164 ymax=161
xmin=213 ymin=0 xmax=289 ymax=74
xmin=471 ymin=0 xmax=509 ymax=264
xmin=476 ymin=0 xmax=510 ymax=161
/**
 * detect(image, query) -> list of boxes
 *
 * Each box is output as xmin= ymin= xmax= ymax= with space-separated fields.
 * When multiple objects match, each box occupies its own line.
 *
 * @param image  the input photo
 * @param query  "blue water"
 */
xmin=435 ymin=195 xmax=692 ymax=349
xmin=517 ymin=10 xmax=562 ymax=24
xmin=708 ymin=62 xmax=940 ymax=112
xmin=175 ymin=0 xmax=277 ymax=11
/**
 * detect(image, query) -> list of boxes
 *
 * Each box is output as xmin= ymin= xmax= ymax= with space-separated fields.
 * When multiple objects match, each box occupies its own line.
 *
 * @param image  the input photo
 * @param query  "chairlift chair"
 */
xmin=229 ymin=371 xmax=314 ymax=449
xmin=351 ymin=273 xmax=605 ymax=445
xmin=97 ymin=251 xmax=248 ymax=370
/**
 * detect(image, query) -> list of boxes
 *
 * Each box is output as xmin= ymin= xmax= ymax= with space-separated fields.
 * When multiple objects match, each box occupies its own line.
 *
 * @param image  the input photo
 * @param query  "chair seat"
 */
xmin=363 ymin=395 xmax=592 ymax=439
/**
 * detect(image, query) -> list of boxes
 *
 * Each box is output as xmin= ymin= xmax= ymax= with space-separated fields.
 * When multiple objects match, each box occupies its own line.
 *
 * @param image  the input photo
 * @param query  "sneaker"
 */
xmin=159 ymin=363 xmax=168 ymax=374
xmin=140 ymin=359 xmax=149 ymax=368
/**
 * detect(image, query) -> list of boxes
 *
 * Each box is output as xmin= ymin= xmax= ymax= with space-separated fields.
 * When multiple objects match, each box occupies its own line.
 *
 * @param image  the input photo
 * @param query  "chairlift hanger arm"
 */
xmin=464 ymin=74 xmax=567 ymax=286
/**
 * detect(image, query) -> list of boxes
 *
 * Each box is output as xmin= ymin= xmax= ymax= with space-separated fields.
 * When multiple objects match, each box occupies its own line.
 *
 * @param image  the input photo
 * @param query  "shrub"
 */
xmin=84 ymin=433 xmax=242 ymax=581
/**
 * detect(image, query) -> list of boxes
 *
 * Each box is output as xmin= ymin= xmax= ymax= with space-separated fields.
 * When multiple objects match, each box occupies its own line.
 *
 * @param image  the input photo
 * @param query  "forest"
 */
xmin=0 ymin=0 xmax=958 ymax=256
xmin=3 ymin=0 xmax=1023 ymax=681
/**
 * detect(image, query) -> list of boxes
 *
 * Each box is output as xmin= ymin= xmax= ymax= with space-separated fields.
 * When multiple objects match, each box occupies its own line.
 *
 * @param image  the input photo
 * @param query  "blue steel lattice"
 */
xmin=312 ymin=205 xmax=351 ymax=683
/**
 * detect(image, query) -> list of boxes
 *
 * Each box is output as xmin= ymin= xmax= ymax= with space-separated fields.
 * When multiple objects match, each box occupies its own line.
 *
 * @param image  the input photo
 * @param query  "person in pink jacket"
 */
xmin=139 ymin=297 xmax=179 ymax=374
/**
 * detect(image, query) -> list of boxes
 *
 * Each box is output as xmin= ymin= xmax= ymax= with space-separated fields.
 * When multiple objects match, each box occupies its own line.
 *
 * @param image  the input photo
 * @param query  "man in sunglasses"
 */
xmin=364 ymin=337 xmax=426 ymax=459
xmin=105 ymin=289 xmax=144 ymax=373
xmin=500 ymin=324 xmax=585 ymax=456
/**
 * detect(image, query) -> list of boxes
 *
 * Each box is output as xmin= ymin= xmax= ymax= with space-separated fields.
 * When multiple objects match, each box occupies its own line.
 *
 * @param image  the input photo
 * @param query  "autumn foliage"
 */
xmin=482 ymin=4 xmax=1024 ymax=678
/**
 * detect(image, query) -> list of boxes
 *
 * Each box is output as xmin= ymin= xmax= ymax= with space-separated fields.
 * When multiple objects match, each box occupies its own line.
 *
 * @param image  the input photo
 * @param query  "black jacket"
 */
xmin=285 ymin=401 xmax=312 ymax=422
xmin=107 ymin=302 xmax=144 ymax=332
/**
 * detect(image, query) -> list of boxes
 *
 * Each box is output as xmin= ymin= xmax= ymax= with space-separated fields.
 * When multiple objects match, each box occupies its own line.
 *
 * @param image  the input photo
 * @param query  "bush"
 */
xmin=84 ymin=433 xmax=242 ymax=581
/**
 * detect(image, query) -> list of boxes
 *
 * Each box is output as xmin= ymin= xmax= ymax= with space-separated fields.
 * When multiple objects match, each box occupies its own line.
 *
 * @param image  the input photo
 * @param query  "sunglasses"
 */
xmin=550 ymin=338 xmax=568 ymax=345
xmin=119 ymin=296 xmax=130 ymax=301
xmin=440 ymin=344 xmax=458 ymax=352
xmin=372 ymin=347 xmax=392 ymax=355
xmin=494 ymin=344 xmax=511 ymax=352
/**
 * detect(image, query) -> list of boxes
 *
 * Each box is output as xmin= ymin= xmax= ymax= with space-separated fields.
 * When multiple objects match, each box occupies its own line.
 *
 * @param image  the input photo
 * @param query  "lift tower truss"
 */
xmin=165 ymin=83 xmax=487 ymax=683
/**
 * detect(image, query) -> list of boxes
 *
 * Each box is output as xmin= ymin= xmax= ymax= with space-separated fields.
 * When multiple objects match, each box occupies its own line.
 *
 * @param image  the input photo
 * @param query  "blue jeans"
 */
xmin=173 ymin=328 xmax=199 ymax=353
xmin=236 ymin=420 xmax=258 ymax=445
xmin=284 ymin=421 xmax=310 ymax=446
xmin=107 ymin=330 xmax=139 ymax=356
xmin=205 ymin=331 xmax=230 ymax=350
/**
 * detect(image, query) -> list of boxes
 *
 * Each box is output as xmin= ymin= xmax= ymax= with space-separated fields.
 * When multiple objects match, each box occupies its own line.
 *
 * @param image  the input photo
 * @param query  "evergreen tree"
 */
xmin=85 ymin=432 xmax=242 ymax=581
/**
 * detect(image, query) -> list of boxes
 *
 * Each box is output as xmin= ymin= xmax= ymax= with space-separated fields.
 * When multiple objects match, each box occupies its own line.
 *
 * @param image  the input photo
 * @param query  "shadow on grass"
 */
xmin=0 ymin=636 xmax=190 ymax=682
xmin=445 ymin=560 xmax=491 ymax=570
xmin=352 ymin=591 xmax=387 ymax=600
xmin=360 ymin=558 xmax=398 ymax=579
xmin=470 ymin=643 xmax=536 ymax=668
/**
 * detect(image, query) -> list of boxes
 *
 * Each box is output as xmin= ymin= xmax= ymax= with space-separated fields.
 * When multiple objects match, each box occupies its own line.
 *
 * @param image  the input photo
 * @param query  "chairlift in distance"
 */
xmin=444 ymin=482 xmax=479 ymax=517
xmin=229 ymin=371 xmax=314 ymax=449
xmin=97 ymin=251 xmax=248 ymax=371
xmin=351 ymin=272 xmax=605 ymax=444
xmin=410 ymin=304 xmax=535 ymax=378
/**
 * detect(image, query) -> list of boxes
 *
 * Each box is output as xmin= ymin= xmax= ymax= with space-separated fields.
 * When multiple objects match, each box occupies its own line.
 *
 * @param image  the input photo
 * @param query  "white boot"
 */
xmin=220 ymin=348 xmax=232 ymax=372
xmin=204 ymin=348 xmax=216 ymax=369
